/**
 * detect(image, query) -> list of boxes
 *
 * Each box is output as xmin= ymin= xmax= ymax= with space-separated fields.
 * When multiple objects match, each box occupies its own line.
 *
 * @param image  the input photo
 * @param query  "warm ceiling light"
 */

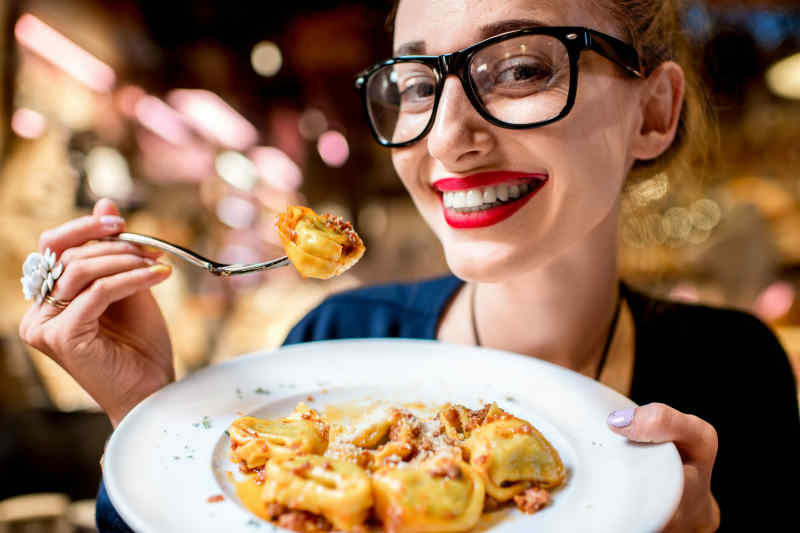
xmin=14 ymin=13 xmax=115 ymax=92
xmin=766 ymin=51 xmax=800 ymax=100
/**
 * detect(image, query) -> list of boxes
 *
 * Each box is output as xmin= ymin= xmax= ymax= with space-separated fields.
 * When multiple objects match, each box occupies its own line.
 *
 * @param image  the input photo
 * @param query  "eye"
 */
xmin=396 ymin=73 xmax=436 ymax=112
xmin=492 ymin=56 xmax=555 ymax=89
xmin=399 ymin=75 xmax=435 ymax=101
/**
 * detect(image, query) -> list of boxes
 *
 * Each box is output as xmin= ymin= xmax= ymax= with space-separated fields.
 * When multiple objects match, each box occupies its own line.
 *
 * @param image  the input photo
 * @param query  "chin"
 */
xmin=441 ymin=237 xmax=548 ymax=283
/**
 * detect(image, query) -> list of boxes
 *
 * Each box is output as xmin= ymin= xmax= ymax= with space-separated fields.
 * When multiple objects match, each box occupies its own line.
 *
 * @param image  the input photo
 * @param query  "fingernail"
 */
xmin=608 ymin=408 xmax=635 ymax=428
xmin=149 ymin=264 xmax=172 ymax=275
xmin=100 ymin=215 xmax=124 ymax=230
xmin=143 ymin=258 xmax=156 ymax=266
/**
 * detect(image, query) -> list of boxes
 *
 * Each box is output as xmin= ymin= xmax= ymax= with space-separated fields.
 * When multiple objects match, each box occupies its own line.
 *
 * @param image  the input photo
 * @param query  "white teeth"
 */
xmin=496 ymin=184 xmax=509 ymax=202
xmin=442 ymin=181 xmax=537 ymax=211
xmin=465 ymin=190 xmax=482 ymax=208
xmin=443 ymin=192 xmax=453 ymax=208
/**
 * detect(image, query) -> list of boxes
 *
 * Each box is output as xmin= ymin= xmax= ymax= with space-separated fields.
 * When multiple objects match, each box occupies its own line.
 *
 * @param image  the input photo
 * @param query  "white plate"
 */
xmin=104 ymin=339 xmax=682 ymax=533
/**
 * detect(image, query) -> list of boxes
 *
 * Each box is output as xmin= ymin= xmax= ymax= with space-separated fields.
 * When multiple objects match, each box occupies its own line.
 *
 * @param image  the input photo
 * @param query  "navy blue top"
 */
xmin=98 ymin=275 xmax=800 ymax=532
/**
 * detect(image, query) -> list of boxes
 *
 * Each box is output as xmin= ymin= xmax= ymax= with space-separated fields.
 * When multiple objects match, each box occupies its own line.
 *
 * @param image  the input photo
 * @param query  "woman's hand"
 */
xmin=607 ymin=403 xmax=720 ymax=532
xmin=19 ymin=198 xmax=174 ymax=428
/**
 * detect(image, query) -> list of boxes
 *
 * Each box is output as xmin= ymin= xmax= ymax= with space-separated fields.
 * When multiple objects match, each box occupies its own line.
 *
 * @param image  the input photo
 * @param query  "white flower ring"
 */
xmin=21 ymin=248 xmax=64 ymax=303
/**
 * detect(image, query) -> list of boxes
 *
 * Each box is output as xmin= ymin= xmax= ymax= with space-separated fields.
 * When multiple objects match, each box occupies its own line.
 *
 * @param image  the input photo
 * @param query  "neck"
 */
xmin=473 ymin=204 xmax=621 ymax=377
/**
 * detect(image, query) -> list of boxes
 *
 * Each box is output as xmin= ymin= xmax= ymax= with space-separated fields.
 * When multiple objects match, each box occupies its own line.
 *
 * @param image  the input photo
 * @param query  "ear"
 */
xmin=630 ymin=61 xmax=685 ymax=162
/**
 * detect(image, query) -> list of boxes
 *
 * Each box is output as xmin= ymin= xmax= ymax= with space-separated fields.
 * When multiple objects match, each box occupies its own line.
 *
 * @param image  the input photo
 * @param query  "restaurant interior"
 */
xmin=0 ymin=0 xmax=799 ymax=530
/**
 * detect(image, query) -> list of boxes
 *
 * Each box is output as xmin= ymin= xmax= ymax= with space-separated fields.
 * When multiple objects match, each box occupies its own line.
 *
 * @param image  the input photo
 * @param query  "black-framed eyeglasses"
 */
xmin=354 ymin=26 xmax=644 ymax=147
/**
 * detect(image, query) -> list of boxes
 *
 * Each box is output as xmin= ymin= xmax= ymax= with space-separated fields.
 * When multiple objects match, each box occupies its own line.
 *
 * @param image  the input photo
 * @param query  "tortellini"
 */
xmin=261 ymin=455 xmax=372 ymax=531
xmin=465 ymin=410 xmax=565 ymax=501
xmin=276 ymin=205 xmax=365 ymax=279
xmin=228 ymin=408 xmax=328 ymax=470
xmin=228 ymin=401 xmax=565 ymax=532
xmin=372 ymin=455 xmax=485 ymax=533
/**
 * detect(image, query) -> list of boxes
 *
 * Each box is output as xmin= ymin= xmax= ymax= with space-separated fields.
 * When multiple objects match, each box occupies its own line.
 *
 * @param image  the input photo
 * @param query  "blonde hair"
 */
xmin=385 ymin=0 xmax=718 ymax=184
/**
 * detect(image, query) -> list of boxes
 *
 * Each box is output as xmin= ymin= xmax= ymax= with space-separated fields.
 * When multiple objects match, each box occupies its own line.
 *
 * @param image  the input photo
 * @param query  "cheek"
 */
xmin=391 ymin=147 xmax=436 ymax=210
xmin=546 ymin=79 xmax=634 ymax=207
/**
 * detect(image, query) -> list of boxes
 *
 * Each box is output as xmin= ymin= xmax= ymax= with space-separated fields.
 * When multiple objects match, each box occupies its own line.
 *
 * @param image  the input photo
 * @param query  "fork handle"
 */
xmin=110 ymin=232 xmax=221 ymax=272
xmin=109 ymin=233 xmax=291 ymax=276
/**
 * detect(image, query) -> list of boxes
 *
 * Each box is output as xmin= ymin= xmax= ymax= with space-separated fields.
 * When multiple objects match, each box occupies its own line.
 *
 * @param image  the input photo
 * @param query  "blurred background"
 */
xmin=0 ymin=0 xmax=799 ymax=530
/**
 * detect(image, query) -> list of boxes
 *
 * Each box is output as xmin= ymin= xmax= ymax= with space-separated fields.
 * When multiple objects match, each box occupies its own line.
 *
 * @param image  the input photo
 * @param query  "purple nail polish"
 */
xmin=100 ymin=215 xmax=124 ymax=229
xmin=608 ymin=408 xmax=635 ymax=428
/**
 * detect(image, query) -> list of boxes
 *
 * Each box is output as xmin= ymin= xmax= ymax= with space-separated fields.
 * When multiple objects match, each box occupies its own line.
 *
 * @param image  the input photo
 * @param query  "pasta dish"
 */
xmin=227 ymin=401 xmax=565 ymax=533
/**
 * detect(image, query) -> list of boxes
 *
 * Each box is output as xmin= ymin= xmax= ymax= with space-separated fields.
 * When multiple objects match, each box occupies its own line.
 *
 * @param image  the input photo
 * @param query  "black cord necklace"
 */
xmin=470 ymin=284 xmax=622 ymax=381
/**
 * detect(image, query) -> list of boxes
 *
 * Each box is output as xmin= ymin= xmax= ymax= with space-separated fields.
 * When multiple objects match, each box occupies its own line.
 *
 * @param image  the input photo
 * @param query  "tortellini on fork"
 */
xmin=276 ymin=205 xmax=365 ymax=279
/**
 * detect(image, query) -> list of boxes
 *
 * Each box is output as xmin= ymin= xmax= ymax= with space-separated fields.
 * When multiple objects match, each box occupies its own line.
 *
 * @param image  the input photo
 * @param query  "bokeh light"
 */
xmin=249 ymin=146 xmax=303 ymax=192
xmin=250 ymin=41 xmax=283 ymax=77
xmin=689 ymin=198 xmax=722 ymax=231
xmin=754 ymin=281 xmax=796 ymax=322
xmin=11 ymin=108 xmax=47 ymax=139
xmin=216 ymin=195 xmax=258 ymax=229
xmin=14 ymin=13 xmax=116 ymax=92
xmin=85 ymin=146 xmax=134 ymax=200
xmin=629 ymin=173 xmax=669 ymax=207
xmin=134 ymin=95 xmax=192 ymax=146
xmin=168 ymin=89 xmax=258 ymax=150
xmin=317 ymin=130 xmax=349 ymax=168
xmin=298 ymin=108 xmax=328 ymax=140
xmin=766 ymin=52 xmax=800 ymax=100
xmin=215 ymin=150 xmax=259 ymax=191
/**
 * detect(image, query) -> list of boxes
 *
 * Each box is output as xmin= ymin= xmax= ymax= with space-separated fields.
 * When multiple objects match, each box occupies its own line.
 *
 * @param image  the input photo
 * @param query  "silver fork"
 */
xmin=109 ymin=232 xmax=291 ymax=277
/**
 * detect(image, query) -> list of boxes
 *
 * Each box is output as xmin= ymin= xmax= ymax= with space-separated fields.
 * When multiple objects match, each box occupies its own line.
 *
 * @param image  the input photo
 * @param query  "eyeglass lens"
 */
xmin=365 ymin=34 xmax=572 ymax=145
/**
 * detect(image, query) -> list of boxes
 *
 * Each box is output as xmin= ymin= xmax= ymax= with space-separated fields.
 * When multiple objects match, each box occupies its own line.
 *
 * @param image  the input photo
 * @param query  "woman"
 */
xmin=18 ymin=0 xmax=799 ymax=531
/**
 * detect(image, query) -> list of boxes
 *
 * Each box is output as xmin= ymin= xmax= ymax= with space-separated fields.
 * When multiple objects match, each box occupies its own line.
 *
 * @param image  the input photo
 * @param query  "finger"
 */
xmin=93 ymin=198 xmax=120 ymax=217
xmin=607 ymin=403 xmax=718 ymax=467
xmin=50 ymin=254 xmax=158 ymax=302
xmin=60 ymin=241 xmax=163 ymax=266
xmin=65 ymin=263 xmax=172 ymax=325
xmin=39 ymin=215 xmax=126 ymax=257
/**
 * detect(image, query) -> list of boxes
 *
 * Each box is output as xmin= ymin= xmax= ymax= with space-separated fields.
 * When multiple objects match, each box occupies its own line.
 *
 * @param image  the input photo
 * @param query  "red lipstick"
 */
xmin=433 ymin=171 xmax=548 ymax=229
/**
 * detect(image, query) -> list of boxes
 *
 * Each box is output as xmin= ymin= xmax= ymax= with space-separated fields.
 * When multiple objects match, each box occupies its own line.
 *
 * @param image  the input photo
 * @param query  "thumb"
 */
xmin=93 ymin=198 xmax=120 ymax=217
xmin=607 ymin=403 xmax=717 ymax=468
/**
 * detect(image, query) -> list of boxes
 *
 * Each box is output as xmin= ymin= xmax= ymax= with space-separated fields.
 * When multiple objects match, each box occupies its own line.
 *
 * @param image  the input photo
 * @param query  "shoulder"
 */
xmin=283 ymin=275 xmax=463 ymax=344
xmin=623 ymin=283 xmax=784 ymax=355
xmin=624 ymin=286 xmax=779 ymax=347
xmin=624 ymin=282 xmax=797 ymax=414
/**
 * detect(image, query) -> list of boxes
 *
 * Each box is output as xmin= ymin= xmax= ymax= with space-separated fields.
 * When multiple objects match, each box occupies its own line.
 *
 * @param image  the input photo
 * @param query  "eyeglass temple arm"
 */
xmin=585 ymin=29 xmax=645 ymax=78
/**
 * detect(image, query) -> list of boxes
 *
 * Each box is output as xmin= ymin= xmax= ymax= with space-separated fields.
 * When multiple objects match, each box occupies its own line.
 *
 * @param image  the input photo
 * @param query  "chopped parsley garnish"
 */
xmin=193 ymin=416 xmax=212 ymax=429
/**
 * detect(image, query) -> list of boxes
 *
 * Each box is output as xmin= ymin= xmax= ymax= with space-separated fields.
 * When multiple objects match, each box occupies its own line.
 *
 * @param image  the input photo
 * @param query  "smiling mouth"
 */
xmin=440 ymin=179 xmax=545 ymax=213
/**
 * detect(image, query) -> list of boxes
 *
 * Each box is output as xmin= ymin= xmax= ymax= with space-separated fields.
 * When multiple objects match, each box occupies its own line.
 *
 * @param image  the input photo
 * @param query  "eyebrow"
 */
xmin=394 ymin=18 xmax=547 ymax=57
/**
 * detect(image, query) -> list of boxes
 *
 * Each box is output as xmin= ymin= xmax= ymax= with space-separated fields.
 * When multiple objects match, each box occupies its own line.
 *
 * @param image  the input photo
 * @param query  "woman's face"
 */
xmin=391 ymin=0 xmax=643 ymax=282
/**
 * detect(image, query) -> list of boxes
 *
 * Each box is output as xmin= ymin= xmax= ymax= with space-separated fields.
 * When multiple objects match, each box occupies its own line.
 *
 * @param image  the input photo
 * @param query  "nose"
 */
xmin=426 ymin=76 xmax=495 ymax=169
